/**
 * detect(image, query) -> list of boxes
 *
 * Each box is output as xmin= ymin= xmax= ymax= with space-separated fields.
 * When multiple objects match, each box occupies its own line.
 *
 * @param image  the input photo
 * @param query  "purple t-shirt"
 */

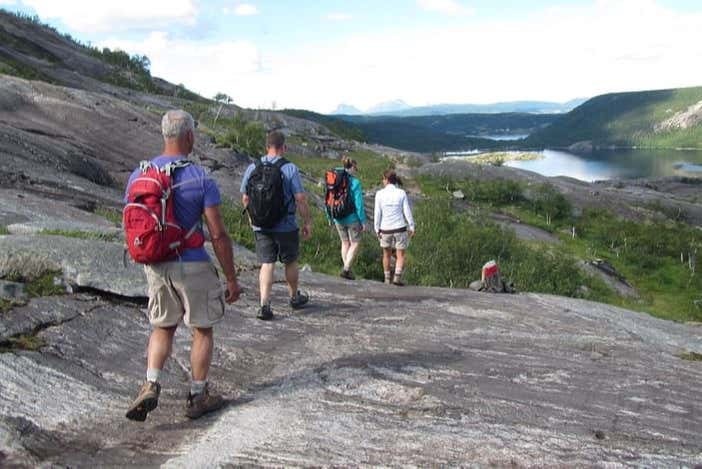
xmin=125 ymin=155 xmax=221 ymax=262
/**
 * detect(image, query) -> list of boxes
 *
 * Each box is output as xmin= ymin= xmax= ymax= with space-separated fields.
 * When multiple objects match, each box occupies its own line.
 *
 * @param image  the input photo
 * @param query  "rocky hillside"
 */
xmin=526 ymin=86 xmax=702 ymax=149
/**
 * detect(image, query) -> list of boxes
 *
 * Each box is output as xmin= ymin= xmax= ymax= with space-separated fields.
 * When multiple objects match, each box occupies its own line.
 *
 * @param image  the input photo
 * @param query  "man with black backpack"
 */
xmin=240 ymin=130 xmax=312 ymax=320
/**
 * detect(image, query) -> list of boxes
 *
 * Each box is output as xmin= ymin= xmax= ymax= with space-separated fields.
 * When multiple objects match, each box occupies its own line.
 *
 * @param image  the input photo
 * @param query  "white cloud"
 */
xmin=233 ymin=3 xmax=259 ymax=16
xmin=326 ymin=13 xmax=352 ymax=21
xmin=98 ymin=32 xmax=263 ymax=101
xmin=276 ymin=0 xmax=702 ymax=112
xmin=21 ymin=0 xmax=197 ymax=32
xmin=97 ymin=1 xmax=702 ymax=114
xmin=417 ymin=0 xmax=472 ymax=15
xmin=0 ymin=0 xmax=18 ymax=5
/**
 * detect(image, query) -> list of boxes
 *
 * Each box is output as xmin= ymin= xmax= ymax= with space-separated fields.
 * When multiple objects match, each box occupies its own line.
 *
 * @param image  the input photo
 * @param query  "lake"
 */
xmin=499 ymin=148 xmax=702 ymax=181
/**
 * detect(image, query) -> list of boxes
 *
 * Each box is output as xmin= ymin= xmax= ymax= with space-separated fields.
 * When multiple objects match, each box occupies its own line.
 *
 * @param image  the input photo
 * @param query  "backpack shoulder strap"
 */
xmin=139 ymin=160 xmax=155 ymax=172
xmin=162 ymin=159 xmax=192 ymax=177
xmin=274 ymin=157 xmax=290 ymax=169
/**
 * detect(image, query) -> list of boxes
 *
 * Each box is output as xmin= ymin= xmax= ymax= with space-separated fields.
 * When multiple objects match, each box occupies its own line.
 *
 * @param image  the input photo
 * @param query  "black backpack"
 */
xmin=324 ymin=168 xmax=355 ymax=219
xmin=245 ymin=158 xmax=291 ymax=228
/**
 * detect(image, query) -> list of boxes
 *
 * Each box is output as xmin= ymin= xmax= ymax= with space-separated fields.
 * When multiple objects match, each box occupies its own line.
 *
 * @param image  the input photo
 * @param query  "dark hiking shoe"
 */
xmin=126 ymin=381 xmax=160 ymax=422
xmin=340 ymin=269 xmax=355 ymax=280
xmin=289 ymin=290 xmax=309 ymax=309
xmin=257 ymin=304 xmax=273 ymax=321
xmin=392 ymin=275 xmax=405 ymax=287
xmin=185 ymin=384 xmax=224 ymax=419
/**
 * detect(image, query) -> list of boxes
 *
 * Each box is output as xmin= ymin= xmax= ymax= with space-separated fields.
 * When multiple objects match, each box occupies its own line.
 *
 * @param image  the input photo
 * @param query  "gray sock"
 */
xmin=190 ymin=380 xmax=206 ymax=396
xmin=146 ymin=368 xmax=161 ymax=383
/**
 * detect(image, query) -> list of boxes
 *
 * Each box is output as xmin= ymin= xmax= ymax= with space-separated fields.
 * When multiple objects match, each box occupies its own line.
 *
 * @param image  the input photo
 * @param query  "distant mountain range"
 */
xmin=332 ymin=99 xmax=587 ymax=116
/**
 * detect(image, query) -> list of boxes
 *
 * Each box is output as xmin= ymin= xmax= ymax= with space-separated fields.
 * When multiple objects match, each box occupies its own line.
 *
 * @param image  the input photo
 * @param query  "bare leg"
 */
xmin=147 ymin=326 xmax=177 ymax=371
xmin=340 ymin=240 xmax=350 ymax=267
xmin=259 ymin=263 xmax=275 ymax=305
xmin=395 ymin=249 xmax=406 ymax=272
xmin=191 ymin=327 xmax=213 ymax=382
xmin=382 ymin=248 xmax=393 ymax=272
xmin=344 ymin=241 xmax=361 ymax=271
xmin=285 ymin=261 xmax=299 ymax=296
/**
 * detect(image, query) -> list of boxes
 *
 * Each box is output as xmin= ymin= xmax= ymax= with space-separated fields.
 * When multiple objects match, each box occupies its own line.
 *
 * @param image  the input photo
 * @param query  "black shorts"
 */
xmin=254 ymin=230 xmax=300 ymax=264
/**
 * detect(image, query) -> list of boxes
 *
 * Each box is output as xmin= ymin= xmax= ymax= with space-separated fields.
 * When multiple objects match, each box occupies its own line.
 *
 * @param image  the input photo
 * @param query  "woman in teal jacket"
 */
xmin=333 ymin=156 xmax=366 ymax=280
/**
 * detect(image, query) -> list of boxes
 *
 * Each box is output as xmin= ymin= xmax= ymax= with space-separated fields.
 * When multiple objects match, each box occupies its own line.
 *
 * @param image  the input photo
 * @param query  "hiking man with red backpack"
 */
xmin=325 ymin=156 xmax=366 ymax=280
xmin=240 ymin=130 xmax=312 ymax=321
xmin=124 ymin=110 xmax=241 ymax=421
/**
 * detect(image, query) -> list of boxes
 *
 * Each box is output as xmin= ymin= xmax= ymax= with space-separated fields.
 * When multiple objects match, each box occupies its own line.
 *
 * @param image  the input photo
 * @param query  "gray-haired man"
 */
xmin=125 ymin=110 xmax=241 ymax=421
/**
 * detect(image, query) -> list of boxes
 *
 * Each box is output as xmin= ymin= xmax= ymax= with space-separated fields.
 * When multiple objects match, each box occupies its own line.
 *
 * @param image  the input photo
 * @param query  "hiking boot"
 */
xmin=384 ymin=277 xmax=392 ymax=285
xmin=392 ymin=275 xmax=405 ymax=287
xmin=185 ymin=383 xmax=224 ymax=419
xmin=340 ymin=269 xmax=355 ymax=280
xmin=125 ymin=381 xmax=160 ymax=422
xmin=289 ymin=290 xmax=309 ymax=309
xmin=257 ymin=304 xmax=273 ymax=321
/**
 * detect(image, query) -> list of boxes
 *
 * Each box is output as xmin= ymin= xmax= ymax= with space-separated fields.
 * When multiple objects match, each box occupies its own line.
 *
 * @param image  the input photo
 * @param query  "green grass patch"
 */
xmin=0 ymin=334 xmax=45 ymax=353
xmin=0 ymin=226 xmax=8 ymax=235
xmin=23 ymin=271 xmax=65 ymax=297
xmin=40 ymin=229 xmax=119 ymax=242
xmin=677 ymin=351 xmax=702 ymax=362
xmin=0 ymin=298 xmax=21 ymax=314
xmin=94 ymin=208 xmax=122 ymax=226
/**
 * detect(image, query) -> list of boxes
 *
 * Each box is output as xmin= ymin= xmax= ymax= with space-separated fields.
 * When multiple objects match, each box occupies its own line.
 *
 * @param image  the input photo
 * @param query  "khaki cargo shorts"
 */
xmin=379 ymin=231 xmax=410 ymax=250
xmin=335 ymin=223 xmax=363 ymax=243
xmin=143 ymin=261 xmax=224 ymax=329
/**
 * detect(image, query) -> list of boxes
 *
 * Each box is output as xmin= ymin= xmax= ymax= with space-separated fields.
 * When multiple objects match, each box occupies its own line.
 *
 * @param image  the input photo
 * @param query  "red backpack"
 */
xmin=123 ymin=160 xmax=204 ymax=264
xmin=324 ymin=168 xmax=355 ymax=220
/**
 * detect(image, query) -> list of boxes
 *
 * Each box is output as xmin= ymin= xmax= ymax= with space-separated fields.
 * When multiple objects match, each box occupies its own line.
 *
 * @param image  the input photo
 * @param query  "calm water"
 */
xmin=503 ymin=149 xmax=702 ymax=182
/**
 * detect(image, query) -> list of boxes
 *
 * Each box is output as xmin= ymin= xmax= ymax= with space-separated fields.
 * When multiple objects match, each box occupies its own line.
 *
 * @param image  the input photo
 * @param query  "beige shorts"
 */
xmin=144 ymin=261 xmax=224 ymax=329
xmin=335 ymin=223 xmax=363 ymax=243
xmin=379 ymin=231 xmax=410 ymax=250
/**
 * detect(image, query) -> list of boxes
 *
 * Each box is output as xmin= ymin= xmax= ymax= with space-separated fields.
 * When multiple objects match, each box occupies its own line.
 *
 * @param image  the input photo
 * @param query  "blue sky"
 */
xmin=2 ymin=0 xmax=702 ymax=113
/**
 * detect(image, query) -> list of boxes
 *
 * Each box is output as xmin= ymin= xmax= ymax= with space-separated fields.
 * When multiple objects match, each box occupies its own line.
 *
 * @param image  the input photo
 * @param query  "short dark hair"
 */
xmin=266 ymin=131 xmax=285 ymax=150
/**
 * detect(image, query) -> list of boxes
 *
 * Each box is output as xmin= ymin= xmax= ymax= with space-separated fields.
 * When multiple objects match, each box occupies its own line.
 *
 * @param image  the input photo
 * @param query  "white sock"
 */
xmin=394 ymin=268 xmax=403 ymax=278
xmin=384 ymin=270 xmax=392 ymax=280
xmin=190 ymin=380 xmax=207 ymax=396
xmin=146 ymin=368 xmax=161 ymax=383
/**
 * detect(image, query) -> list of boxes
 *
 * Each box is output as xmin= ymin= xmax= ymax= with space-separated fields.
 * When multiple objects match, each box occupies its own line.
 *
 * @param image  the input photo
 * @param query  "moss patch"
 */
xmin=40 ymin=229 xmax=119 ymax=242
xmin=677 ymin=351 xmax=702 ymax=362
xmin=0 ymin=334 xmax=45 ymax=353
xmin=94 ymin=208 xmax=123 ymax=227
xmin=23 ymin=271 xmax=65 ymax=297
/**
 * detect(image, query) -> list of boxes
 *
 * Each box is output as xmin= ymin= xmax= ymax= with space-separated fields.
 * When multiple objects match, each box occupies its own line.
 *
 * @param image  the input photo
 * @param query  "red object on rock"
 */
xmin=481 ymin=260 xmax=499 ymax=282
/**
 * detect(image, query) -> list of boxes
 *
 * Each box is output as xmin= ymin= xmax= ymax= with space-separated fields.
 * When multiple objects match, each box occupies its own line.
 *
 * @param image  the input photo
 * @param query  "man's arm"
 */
xmin=203 ymin=205 xmax=241 ymax=303
xmin=294 ymin=192 xmax=313 ymax=240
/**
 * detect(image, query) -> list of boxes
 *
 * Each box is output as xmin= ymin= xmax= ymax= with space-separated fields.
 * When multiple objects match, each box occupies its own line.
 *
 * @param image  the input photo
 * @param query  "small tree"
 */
xmin=213 ymin=92 xmax=233 ymax=125
xmin=531 ymin=184 xmax=571 ymax=225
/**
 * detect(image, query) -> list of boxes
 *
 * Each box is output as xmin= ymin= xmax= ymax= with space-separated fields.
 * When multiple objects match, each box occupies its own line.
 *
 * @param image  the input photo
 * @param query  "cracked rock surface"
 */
xmin=0 ymin=271 xmax=700 ymax=467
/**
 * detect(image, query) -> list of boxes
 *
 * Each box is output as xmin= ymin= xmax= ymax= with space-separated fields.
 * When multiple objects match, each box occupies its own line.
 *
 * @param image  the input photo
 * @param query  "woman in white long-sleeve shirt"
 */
xmin=373 ymin=170 xmax=415 ymax=286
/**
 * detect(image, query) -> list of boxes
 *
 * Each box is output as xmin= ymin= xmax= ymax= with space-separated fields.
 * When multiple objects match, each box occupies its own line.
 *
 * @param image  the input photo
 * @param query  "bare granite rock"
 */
xmin=0 ymin=270 xmax=700 ymax=467
xmin=0 ymin=235 xmax=258 ymax=299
